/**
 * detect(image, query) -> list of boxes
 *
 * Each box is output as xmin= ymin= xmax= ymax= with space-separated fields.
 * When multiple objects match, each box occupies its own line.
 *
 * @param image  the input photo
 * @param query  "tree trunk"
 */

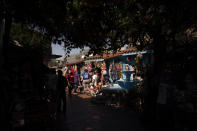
xmin=0 ymin=11 xmax=12 ymax=129
xmin=142 ymin=33 xmax=167 ymax=122
xmin=3 ymin=11 xmax=12 ymax=66
xmin=153 ymin=34 xmax=166 ymax=74
xmin=0 ymin=20 xmax=4 ymax=68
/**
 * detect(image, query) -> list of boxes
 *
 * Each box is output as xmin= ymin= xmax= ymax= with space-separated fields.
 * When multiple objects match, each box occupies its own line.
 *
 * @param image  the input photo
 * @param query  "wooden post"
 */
xmin=0 ymin=20 xmax=8 ymax=128
xmin=3 ymin=11 xmax=12 ymax=65
xmin=0 ymin=19 xmax=4 ymax=68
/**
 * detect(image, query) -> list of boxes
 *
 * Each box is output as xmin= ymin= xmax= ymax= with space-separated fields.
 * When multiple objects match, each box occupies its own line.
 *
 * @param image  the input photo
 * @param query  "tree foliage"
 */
xmin=1 ymin=0 xmax=197 ymax=56
xmin=61 ymin=0 xmax=197 ymax=55
xmin=1 ymin=0 xmax=67 ymax=50
xmin=10 ymin=23 xmax=52 ymax=56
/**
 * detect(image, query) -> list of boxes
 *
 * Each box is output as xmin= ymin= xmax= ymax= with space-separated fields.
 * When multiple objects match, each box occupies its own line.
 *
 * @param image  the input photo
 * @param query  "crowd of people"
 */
xmin=54 ymin=65 xmax=112 ymax=115
xmin=60 ymin=66 xmax=112 ymax=96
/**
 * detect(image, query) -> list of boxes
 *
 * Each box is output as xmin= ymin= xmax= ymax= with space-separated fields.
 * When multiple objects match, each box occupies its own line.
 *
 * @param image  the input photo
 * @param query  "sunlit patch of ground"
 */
xmin=76 ymin=93 xmax=92 ymax=99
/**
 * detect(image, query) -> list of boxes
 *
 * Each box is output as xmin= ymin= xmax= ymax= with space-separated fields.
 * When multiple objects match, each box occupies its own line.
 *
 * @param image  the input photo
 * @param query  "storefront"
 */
xmin=104 ymin=50 xmax=153 ymax=90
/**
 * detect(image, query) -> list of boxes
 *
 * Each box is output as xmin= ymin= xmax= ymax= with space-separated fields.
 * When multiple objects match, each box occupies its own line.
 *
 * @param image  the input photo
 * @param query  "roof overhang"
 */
xmin=122 ymin=50 xmax=153 ymax=56
xmin=50 ymin=54 xmax=62 ymax=59
xmin=84 ymin=58 xmax=104 ymax=62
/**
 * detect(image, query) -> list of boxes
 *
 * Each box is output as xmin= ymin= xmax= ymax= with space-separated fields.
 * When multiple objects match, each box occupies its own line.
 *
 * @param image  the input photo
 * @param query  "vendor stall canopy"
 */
xmin=64 ymin=49 xmax=153 ymax=66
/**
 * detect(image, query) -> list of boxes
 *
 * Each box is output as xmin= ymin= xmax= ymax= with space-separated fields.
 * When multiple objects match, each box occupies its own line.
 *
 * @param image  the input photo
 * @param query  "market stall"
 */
xmin=118 ymin=50 xmax=153 ymax=89
xmin=84 ymin=56 xmax=104 ymax=73
xmin=92 ymin=49 xmax=153 ymax=107
xmin=104 ymin=50 xmax=153 ymax=89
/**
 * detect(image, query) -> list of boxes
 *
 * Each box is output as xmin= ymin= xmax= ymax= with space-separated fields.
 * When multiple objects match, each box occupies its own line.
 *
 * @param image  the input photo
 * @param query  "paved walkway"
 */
xmin=58 ymin=93 xmax=146 ymax=131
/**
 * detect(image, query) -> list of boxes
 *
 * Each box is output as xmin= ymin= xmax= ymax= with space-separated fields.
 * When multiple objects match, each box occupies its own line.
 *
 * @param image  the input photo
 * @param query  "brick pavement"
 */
xmin=60 ymin=93 xmax=146 ymax=131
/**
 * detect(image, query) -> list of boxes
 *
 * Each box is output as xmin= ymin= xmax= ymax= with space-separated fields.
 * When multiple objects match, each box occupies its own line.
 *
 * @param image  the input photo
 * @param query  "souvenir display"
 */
xmin=115 ymin=62 xmax=123 ymax=70
xmin=123 ymin=64 xmax=132 ymax=71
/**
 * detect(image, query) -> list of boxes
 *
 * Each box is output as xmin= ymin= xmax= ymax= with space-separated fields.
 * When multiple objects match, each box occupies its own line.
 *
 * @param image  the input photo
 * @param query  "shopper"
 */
xmin=92 ymin=71 xmax=98 ymax=88
xmin=102 ymin=74 xmax=111 ymax=86
xmin=82 ymin=69 xmax=90 ymax=90
xmin=66 ymin=69 xmax=75 ymax=96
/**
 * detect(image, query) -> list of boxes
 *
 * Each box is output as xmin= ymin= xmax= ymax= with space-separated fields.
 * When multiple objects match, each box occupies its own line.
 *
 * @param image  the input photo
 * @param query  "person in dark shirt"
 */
xmin=102 ymin=74 xmax=111 ymax=86
xmin=57 ymin=70 xmax=67 ymax=117
xmin=82 ymin=69 xmax=90 ymax=90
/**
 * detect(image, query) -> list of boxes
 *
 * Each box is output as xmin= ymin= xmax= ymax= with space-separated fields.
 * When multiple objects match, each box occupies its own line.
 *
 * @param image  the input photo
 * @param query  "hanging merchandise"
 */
xmin=110 ymin=60 xmax=118 ymax=81
xmin=85 ymin=63 xmax=89 ymax=72
xmin=97 ymin=62 xmax=102 ymax=69
xmin=74 ymin=65 xmax=77 ymax=72
xmin=123 ymin=64 xmax=132 ymax=71
xmin=101 ymin=62 xmax=106 ymax=70
xmin=115 ymin=63 xmax=119 ymax=70
xmin=137 ymin=53 xmax=143 ymax=59
xmin=71 ymin=66 xmax=74 ymax=73
xmin=90 ymin=63 xmax=92 ymax=69
xmin=116 ymin=62 xmax=123 ymax=70
xmin=126 ymin=56 xmax=132 ymax=62
xmin=89 ymin=63 xmax=92 ymax=72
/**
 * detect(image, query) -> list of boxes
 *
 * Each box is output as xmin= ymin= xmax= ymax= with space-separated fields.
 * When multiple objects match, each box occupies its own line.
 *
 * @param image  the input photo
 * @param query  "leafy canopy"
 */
xmin=10 ymin=23 xmax=51 ymax=56
xmin=1 ymin=0 xmax=197 ymax=55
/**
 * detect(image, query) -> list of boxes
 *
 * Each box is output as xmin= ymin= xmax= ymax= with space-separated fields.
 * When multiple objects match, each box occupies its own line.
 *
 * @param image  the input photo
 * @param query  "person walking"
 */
xmin=82 ymin=69 xmax=90 ymax=91
xmin=56 ymin=70 xmax=67 ymax=117
xmin=92 ymin=71 xmax=98 ymax=88
xmin=66 ymin=69 xmax=75 ymax=96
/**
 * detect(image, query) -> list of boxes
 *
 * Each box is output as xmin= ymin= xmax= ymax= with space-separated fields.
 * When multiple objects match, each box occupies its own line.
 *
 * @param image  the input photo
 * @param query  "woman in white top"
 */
xmin=92 ymin=71 xmax=98 ymax=88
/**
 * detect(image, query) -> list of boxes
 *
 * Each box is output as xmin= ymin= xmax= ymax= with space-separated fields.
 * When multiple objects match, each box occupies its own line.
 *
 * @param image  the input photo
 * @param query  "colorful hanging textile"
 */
xmin=71 ymin=66 xmax=74 ymax=73
xmin=74 ymin=65 xmax=77 ymax=72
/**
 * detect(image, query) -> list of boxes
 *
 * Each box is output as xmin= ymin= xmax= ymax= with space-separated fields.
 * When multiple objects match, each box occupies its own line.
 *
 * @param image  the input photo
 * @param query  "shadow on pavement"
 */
xmin=59 ymin=93 xmax=147 ymax=131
